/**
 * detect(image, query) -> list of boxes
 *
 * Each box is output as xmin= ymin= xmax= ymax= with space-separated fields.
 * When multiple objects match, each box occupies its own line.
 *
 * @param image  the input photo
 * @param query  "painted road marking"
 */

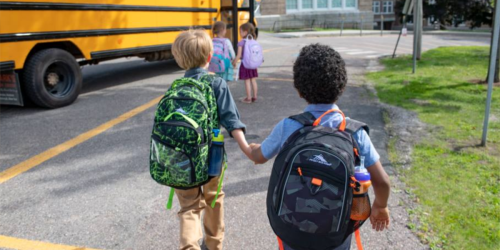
xmin=0 ymin=96 xmax=162 ymax=184
xmin=346 ymin=51 xmax=378 ymax=55
xmin=335 ymin=49 xmax=360 ymax=53
xmin=366 ymin=54 xmax=389 ymax=59
xmin=0 ymin=235 xmax=101 ymax=250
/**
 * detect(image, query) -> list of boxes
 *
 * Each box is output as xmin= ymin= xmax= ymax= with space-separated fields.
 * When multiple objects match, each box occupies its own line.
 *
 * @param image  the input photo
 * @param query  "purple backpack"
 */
xmin=242 ymin=35 xmax=263 ymax=69
xmin=209 ymin=38 xmax=231 ymax=73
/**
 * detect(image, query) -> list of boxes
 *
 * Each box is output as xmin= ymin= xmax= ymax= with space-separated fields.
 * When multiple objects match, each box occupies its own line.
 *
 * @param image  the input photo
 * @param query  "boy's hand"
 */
xmin=370 ymin=203 xmax=390 ymax=232
xmin=249 ymin=143 xmax=267 ymax=164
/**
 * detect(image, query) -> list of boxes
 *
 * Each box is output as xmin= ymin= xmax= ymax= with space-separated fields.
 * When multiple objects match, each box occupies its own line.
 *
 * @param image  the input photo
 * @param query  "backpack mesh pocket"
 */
xmin=150 ymin=137 xmax=194 ymax=186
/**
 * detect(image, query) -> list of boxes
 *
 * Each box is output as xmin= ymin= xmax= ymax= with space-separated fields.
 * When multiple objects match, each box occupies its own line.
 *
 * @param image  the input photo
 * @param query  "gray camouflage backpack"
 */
xmin=266 ymin=110 xmax=370 ymax=250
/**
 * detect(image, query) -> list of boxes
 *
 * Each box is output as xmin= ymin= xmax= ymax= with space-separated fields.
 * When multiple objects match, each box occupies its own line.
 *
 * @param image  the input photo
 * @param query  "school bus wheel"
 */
xmin=22 ymin=48 xmax=82 ymax=108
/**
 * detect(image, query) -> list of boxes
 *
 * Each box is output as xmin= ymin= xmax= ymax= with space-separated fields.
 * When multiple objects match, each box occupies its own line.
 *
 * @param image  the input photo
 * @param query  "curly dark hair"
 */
xmin=293 ymin=44 xmax=347 ymax=104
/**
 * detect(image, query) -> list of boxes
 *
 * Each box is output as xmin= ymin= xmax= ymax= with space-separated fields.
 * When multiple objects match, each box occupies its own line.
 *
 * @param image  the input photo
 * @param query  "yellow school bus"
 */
xmin=0 ymin=0 xmax=257 ymax=108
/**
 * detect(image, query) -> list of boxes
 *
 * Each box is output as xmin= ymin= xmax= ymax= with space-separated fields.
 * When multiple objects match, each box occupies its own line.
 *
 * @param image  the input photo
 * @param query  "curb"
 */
xmin=271 ymin=30 xmax=491 ymax=39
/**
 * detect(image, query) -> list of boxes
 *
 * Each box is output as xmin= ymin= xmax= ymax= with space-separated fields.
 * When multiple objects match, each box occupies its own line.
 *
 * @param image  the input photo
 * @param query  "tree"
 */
xmin=395 ymin=0 xmax=493 ymax=29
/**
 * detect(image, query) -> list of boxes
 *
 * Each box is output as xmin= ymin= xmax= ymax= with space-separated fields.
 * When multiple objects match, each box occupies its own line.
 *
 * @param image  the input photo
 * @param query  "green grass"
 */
xmin=438 ymin=29 xmax=492 ymax=33
xmin=367 ymin=47 xmax=500 ymax=249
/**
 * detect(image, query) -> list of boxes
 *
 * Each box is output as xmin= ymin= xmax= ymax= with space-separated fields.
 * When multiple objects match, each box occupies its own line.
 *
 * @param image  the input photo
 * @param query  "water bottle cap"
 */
xmin=213 ymin=129 xmax=220 ymax=137
xmin=355 ymin=171 xmax=371 ymax=182
xmin=212 ymin=129 xmax=224 ymax=142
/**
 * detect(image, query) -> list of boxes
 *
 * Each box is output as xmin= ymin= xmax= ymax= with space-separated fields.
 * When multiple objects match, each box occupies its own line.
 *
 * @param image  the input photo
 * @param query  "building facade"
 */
xmin=372 ymin=0 xmax=396 ymax=30
xmin=257 ymin=0 xmax=376 ymax=31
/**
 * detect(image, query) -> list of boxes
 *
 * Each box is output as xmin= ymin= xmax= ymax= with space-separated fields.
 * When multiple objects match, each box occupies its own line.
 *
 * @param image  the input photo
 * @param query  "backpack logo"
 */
xmin=308 ymin=154 xmax=332 ymax=166
xmin=175 ymin=108 xmax=188 ymax=115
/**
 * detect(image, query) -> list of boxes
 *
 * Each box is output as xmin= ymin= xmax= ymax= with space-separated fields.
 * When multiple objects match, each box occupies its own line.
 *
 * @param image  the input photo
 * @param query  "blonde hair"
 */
xmin=212 ymin=21 xmax=226 ymax=37
xmin=172 ymin=29 xmax=213 ymax=70
xmin=240 ymin=22 xmax=257 ymax=40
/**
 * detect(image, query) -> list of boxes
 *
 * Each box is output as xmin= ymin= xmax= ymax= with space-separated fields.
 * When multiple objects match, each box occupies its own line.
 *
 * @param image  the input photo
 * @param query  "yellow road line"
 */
xmin=0 ymin=235 xmax=101 ymax=250
xmin=0 ymin=96 xmax=162 ymax=184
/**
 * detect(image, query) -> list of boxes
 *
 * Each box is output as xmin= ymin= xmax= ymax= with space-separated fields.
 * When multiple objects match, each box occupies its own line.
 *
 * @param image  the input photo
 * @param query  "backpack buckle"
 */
xmin=350 ymin=176 xmax=361 ymax=192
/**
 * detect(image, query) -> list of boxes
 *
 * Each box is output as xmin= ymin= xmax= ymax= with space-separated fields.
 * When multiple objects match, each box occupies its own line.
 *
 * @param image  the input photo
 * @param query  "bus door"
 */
xmin=220 ymin=0 xmax=256 ymax=50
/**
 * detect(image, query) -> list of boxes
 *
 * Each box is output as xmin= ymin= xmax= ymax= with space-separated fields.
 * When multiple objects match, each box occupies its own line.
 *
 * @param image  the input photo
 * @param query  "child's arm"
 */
xmin=231 ymin=129 xmax=251 ymax=159
xmin=233 ymin=46 xmax=242 ymax=67
xmin=367 ymin=161 xmax=391 ymax=231
xmin=226 ymin=39 xmax=236 ymax=60
xmin=249 ymin=143 xmax=267 ymax=164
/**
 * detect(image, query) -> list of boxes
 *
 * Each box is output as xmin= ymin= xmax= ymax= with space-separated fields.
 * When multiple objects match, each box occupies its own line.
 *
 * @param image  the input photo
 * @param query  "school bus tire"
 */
xmin=23 ymin=48 xmax=82 ymax=109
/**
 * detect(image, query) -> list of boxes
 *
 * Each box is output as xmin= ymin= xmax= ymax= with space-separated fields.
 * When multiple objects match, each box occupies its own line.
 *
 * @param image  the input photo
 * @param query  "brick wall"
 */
xmin=359 ymin=0 xmax=374 ymax=12
xmin=261 ymin=0 xmax=286 ymax=15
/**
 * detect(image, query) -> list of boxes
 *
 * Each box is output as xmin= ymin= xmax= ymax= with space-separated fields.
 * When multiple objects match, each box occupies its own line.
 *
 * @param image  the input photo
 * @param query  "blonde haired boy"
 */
xmin=171 ymin=29 xmax=251 ymax=250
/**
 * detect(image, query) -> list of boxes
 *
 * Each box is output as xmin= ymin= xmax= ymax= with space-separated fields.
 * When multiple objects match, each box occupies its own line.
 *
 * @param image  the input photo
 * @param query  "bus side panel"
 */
xmin=0 ymin=42 xmax=34 ymax=70
xmin=0 ymin=0 xmax=222 ymax=69
xmin=0 ymin=10 xmax=158 ymax=34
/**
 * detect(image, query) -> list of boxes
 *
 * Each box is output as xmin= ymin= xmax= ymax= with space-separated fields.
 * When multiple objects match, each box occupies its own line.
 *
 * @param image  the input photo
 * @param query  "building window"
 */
xmin=428 ymin=0 xmax=436 ymax=4
xmin=286 ymin=0 xmax=298 ymax=10
xmin=317 ymin=0 xmax=328 ymax=8
xmin=373 ymin=1 xmax=380 ymax=13
xmin=345 ymin=0 xmax=356 ymax=8
xmin=383 ymin=1 xmax=393 ymax=13
xmin=332 ymin=0 xmax=342 ymax=8
xmin=302 ymin=0 xmax=313 ymax=9
xmin=285 ymin=0 xmax=359 ymax=12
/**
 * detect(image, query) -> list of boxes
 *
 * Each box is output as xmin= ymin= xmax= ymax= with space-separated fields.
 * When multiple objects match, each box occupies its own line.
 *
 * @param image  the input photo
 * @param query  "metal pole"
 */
xmin=392 ymin=15 xmax=407 ymax=58
xmin=360 ymin=15 xmax=363 ymax=36
xmin=395 ymin=0 xmax=413 ymax=58
xmin=412 ymin=0 xmax=419 ymax=74
xmin=232 ymin=0 xmax=238 ymax=50
xmin=481 ymin=0 xmax=500 ymax=146
xmin=381 ymin=15 xmax=384 ymax=36
xmin=249 ymin=0 xmax=255 ymax=26
xmin=340 ymin=16 xmax=345 ymax=36
xmin=417 ymin=0 xmax=423 ymax=60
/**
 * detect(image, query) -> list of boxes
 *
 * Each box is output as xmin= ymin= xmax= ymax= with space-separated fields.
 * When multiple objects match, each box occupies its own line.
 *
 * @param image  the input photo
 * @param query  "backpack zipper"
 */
xmin=157 ymin=121 xmax=204 ymax=144
xmin=296 ymin=167 xmax=346 ymax=185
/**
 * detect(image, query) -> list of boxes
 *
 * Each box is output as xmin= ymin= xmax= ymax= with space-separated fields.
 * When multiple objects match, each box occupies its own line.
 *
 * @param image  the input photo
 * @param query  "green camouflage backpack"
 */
xmin=150 ymin=75 xmax=218 ymax=193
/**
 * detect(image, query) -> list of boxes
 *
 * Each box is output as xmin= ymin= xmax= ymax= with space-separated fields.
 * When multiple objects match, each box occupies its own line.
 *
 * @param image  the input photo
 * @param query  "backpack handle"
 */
xmin=313 ymin=109 xmax=346 ymax=131
xmin=246 ymin=34 xmax=254 ymax=40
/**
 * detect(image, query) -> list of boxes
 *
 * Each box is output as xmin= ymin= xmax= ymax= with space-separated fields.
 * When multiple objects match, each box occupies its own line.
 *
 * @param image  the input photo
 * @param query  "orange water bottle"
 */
xmin=351 ymin=156 xmax=372 ymax=221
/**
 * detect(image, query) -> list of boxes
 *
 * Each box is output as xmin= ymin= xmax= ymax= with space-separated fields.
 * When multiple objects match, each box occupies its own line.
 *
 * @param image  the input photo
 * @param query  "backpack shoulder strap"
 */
xmin=288 ymin=112 xmax=316 ymax=127
xmin=345 ymin=119 xmax=370 ymax=135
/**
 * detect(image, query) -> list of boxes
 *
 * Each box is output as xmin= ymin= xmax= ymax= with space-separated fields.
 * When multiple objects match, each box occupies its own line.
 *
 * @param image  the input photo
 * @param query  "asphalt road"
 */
xmin=0 ymin=33 xmax=489 ymax=250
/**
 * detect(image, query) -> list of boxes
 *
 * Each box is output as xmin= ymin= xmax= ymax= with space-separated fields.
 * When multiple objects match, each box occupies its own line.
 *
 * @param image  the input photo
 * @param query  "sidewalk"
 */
xmin=271 ymin=29 xmax=491 ymax=38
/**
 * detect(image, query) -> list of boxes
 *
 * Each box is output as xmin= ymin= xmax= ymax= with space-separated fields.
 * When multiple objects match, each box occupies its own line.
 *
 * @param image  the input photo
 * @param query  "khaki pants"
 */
xmin=175 ymin=176 xmax=224 ymax=250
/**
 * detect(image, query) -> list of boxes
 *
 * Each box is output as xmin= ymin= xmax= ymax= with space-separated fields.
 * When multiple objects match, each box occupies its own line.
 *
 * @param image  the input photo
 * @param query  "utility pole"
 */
xmin=412 ymin=0 xmax=419 ymax=73
xmin=482 ymin=0 xmax=500 ymax=146
xmin=416 ymin=0 xmax=423 ymax=59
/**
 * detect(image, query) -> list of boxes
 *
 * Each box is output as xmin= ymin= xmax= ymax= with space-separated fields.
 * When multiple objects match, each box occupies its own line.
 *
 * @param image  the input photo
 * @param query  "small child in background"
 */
xmin=209 ymin=21 xmax=235 ymax=81
xmin=233 ymin=22 xmax=259 ymax=104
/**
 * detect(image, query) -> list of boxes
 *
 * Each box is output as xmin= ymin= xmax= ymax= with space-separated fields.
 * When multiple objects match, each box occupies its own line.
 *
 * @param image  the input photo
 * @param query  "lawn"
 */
xmin=367 ymin=47 xmax=500 ymax=249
